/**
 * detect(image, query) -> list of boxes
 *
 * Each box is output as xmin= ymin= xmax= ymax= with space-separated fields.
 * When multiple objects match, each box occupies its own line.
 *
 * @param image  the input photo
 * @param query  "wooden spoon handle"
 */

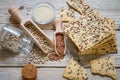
xmin=8 ymin=6 xmax=26 ymax=23
xmin=53 ymin=19 xmax=62 ymax=32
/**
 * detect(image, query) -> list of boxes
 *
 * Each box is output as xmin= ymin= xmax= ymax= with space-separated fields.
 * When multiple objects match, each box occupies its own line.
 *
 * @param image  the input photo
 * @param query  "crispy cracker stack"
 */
xmin=62 ymin=0 xmax=118 ymax=79
xmin=62 ymin=0 xmax=117 ymax=55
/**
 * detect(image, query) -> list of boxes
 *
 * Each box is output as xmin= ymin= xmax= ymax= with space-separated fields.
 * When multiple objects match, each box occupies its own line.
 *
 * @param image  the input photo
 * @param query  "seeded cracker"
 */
xmin=78 ymin=9 xmax=104 ymax=26
xmin=78 ymin=17 xmax=117 ymax=54
xmin=78 ymin=34 xmax=116 ymax=55
xmin=96 ymin=35 xmax=117 ymax=54
xmin=61 ymin=9 xmax=75 ymax=22
xmin=94 ymin=35 xmax=117 ymax=54
xmin=79 ymin=9 xmax=116 ymax=35
xmin=78 ymin=9 xmax=115 ymax=34
xmin=79 ymin=19 xmax=117 ymax=54
xmin=90 ymin=57 xmax=117 ymax=80
xmin=66 ymin=0 xmax=89 ymax=14
xmin=63 ymin=58 xmax=88 ymax=80
xmin=62 ymin=17 xmax=115 ymax=55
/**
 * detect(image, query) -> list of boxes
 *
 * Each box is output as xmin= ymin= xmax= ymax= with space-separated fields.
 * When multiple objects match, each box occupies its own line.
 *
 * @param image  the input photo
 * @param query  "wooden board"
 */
xmin=0 ymin=30 xmax=120 ymax=68
xmin=0 ymin=0 xmax=120 ymax=29
xmin=0 ymin=0 xmax=120 ymax=80
xmin=0 ymin=68 xmax=120 ymax=80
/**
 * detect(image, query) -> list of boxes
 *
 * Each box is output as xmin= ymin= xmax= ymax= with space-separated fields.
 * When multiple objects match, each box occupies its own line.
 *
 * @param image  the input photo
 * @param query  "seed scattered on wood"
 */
xmin=27 ymin=45 xmax=49 ymax=64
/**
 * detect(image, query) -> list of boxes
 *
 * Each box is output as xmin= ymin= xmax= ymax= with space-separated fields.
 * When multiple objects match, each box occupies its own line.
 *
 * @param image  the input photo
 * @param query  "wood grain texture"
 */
xmin=0 ymin=30 xmax=120 ymax=68
xmin=0 ymin=0 xmax=120 ymax=80
xmin=0 ymin=0 xmax=120 ymax=27
xmin=0 ymin=68 xmax=120 ymax=80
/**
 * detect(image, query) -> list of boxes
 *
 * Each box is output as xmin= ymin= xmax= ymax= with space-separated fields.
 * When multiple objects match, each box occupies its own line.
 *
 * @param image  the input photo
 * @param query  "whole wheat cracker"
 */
xmin=62 ymin=18 xmax=114 ymax=55
xmin=79 ymin=35 xmax=117 ymax=55
xmin=61 ymin=9 xmax=75 ymax=22
xmin=90 ymin=57 xmax=117 ymax=80
xmin=63 ymin=58 xmax=88 ymax=80
xmin=66 ymin=0 xmax=89 ymax=14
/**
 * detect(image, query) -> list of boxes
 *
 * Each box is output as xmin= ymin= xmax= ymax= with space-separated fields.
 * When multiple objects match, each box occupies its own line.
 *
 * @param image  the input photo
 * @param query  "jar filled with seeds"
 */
xmin=0 ymin=24 xmax=34 ymax=54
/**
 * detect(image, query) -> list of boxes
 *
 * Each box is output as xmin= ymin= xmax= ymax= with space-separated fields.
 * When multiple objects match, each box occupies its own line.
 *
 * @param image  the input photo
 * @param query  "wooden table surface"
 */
xmin=0 ymin=0 xmax=120 ymax=80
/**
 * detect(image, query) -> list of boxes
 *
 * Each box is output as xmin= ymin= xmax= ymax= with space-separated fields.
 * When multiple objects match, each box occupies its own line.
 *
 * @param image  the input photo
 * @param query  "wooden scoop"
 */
xmin=53 ymin=19 xmax=66 ymax=57
xmin=8 ymin=6 xmax=54 ymax=54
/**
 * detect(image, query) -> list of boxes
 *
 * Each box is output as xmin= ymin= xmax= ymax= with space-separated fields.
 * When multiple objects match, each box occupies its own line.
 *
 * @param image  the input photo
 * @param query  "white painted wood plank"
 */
xmin=86 ymin=0 xmax=120 ymax=10
xmin=0 ymin=0 xmax=119 ymax=10
xmin=0 ymin=67 xmax=120 ymax=80
xmin=0 ymin=0 xmax=119 ymax=28
xmin=0 ymin=0 xmax=120 ymax=26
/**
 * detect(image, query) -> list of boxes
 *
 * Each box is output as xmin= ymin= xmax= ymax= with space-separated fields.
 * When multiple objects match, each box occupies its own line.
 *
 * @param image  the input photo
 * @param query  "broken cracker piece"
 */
xmin=61 ymin=9 xmax=75 ymax=22
xmin=66 ymin=0 xmax=89 ymax=14
xmin=90 ymin=57 xmax=117 ymax=80
xmin=63 ymin=58 xmax=88 ymax=80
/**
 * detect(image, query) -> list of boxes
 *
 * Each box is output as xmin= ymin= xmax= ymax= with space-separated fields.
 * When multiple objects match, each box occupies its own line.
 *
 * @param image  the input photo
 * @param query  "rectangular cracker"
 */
xmin=78 ymin=18 xmax=117 ymax=55
xmin=80 ymin=35 xmax=117 ymax=55
xmin=96 ymin=36 xmax=117 ymax=54
xmin=62 ymin=18 xmax=113 ymax=55
xmin=95 ymin=34 xmax=117 ymax=54
xmin=61 ymin=9 xmax=75 ymax=22
xmin=78 ymin=9 xmax=115 ymax=34
xmin=78 ymin=9 xmax=104 ymax=25
xmin=90 ymin=57 xmax=117 ymax=80
xmin=78 ymin=9 xmax=116 ymax=34
xmin=66 ymin=0 xmax=89 ymax=14
xmin=63 ymin=58 xmax=88 ymax=80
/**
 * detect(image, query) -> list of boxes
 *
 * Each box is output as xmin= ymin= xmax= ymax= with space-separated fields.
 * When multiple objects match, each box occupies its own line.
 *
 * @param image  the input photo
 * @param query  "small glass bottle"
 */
xmin=0 ymin=24 xmax=34 ymax=54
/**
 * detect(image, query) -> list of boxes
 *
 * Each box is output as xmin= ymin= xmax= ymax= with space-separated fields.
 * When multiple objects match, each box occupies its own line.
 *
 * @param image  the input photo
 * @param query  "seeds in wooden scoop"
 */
xmin=24 ymin=23 xmax=54 ymax=54
xmin=56 ymin=32 xmax=65 ymax=56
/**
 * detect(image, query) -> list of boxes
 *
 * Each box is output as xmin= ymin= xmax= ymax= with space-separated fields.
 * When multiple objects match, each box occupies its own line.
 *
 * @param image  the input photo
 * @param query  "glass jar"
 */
xmin=0 ymin=24 xmax=34 ymax=54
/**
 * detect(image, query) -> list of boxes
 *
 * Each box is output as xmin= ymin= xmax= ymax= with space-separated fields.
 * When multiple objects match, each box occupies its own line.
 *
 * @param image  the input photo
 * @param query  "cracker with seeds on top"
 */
xmin=79 ymin=34 xmax=117 ymax=55
xmin=61 ymin=9 xmax=75 ymax=22
xmin=90 ymin=57 xmax=117 ymax=80
xmin=62 ymin=17 xmax=115 ymax=55
xmin=63 ymin=58 xmax=88 ymax=80
xmin=78 ymin=9 xmax=104 ymax=26
xmin=77 ymin=18 xmax=117 ymax=55
xmin=66 ymin=0 xmax=89 ymax=14
xmin=95 ymin=35 xmax=117 ymax=54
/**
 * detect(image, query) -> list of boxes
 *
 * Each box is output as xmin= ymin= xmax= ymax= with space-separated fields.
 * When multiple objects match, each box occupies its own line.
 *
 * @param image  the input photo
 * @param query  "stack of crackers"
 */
xmin=61 ymin=0 xmax=117 ymax=55
xmin=61 ymin=0 xmax=117 ymax=79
